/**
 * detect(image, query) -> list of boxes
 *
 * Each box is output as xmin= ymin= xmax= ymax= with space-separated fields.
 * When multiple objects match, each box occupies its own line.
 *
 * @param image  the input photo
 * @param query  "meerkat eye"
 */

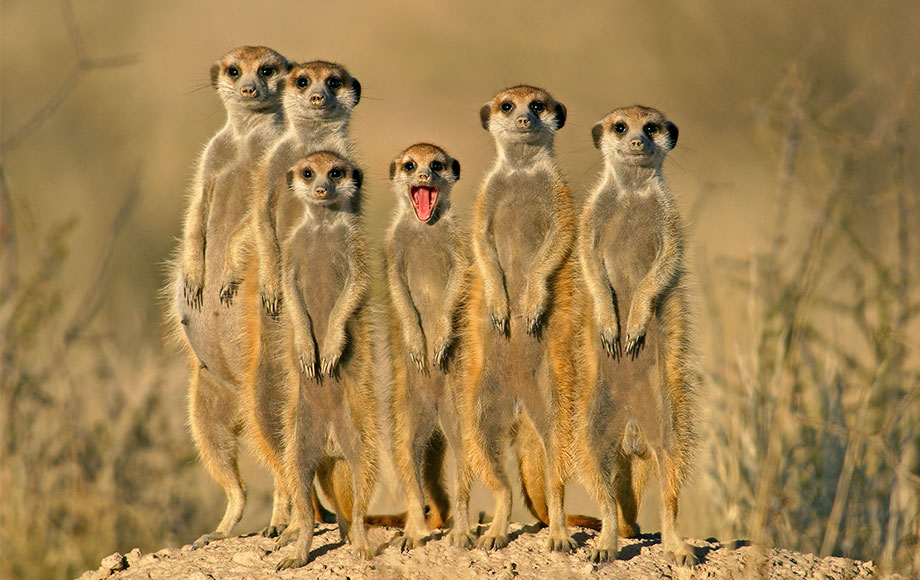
xmin=430 ymin=160 xmax=444 ymax=172
xmin=643 ymin=123 xmax=659 ymax=137
xmin=327 ymin=77 xmax=343 ymax=90
xmin=529 ymin=101 xmax=546 ymax=114
xmin=259 ymin=66 xmax=276 ymax=77
xmin=227 ymin=66 xmax=240 ymax=77
xmin=403 ymin=161 xmax=416 ymax=172
xmin=329 ymin=168 xmax=344 ymax=179
xmin=613 ymin=122 xmax=627 ymax=134
xmin=302 ymin=169 xmax=313 ymax=179
xmin=500 ymin=101 xmax=514 ymax=113
xmin=296 ymin=77 xmax=309 ymax=88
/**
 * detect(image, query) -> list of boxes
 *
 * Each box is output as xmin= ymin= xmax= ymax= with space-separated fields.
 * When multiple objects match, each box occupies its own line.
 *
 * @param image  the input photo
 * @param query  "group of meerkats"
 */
xmin=169 ymin=45 xmax=701 ymax=570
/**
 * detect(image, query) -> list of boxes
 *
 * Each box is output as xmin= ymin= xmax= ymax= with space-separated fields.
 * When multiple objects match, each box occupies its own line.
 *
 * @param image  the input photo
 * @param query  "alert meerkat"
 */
xmin=577 ymin=105 xmax=700 ymax=565
xmin=456 ymin=85 xmax=582 ymax=553
xmin=169 ymin=46 xmax=313 ymax=550
xmin=272 ymin=151 xmax=379 ymax=569
xmin=384 ymin=143 xmax=474 ymax=550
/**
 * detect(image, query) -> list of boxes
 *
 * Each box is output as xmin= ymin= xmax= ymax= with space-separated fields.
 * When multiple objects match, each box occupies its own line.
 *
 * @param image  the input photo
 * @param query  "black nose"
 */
xmin=417 ymin=173 xmax=430 ymax=182
xmin=310 ymin=93 xmax=325 ymax=106
xmin=314 ymin=187 xmax=327 ymax=198
xmin=240 ymin=85 xmax=258 ymax=97
xmin=629 ymin=138 xmax=644 ymax=151
xmin=516 ymin=116 xmax=530 ymax=128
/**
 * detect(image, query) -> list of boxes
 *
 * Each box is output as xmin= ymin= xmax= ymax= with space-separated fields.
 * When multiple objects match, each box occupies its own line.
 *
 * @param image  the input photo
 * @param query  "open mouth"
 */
xmin=410 ymin=185 xmax=438 ymax=222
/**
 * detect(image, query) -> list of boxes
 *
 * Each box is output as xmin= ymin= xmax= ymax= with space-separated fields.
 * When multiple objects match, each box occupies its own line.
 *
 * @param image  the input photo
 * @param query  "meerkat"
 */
xmin=272 ymin=151 xmax=379 ymax=569
xmin=456 ymin=85 xmax=583 ymax=553
xmin=577 ymin=105 xmax=699 ymax=565
xmin=383 ymin=143 xmax=475 ymax=550
xmin=169 ymin=46 xmax=328 ymax=549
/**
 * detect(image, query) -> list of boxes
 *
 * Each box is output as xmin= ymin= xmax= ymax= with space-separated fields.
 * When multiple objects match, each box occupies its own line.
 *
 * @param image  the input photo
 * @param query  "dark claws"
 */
xmin=433 ymin=345 xmax=449 ymax=370
xmin=219 ymin=280 xmax=239 ymax=307
xmin=625 ymin=334 xmax=646 ymax=360
xmin=261 ymin=294 xmax=281 ymax=320
xmin=321 ymin=357 xmax=340 ymax=378
xmin=490 ymin=313 xmax=508 ymax=335
xmin=300 ymin=357 xmax=318 ymax=380
xmin=184 ymin=283 xmax=203 ymax=311
xmin=526 ymin=313 xmax=544 ymax=336
xmin=601 ymin=335 xmax=622 ymax=361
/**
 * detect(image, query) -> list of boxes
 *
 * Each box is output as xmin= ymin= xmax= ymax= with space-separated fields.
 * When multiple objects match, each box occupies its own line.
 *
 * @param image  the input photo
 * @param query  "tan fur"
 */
xmin=272 ymin=152 xmax=380 ymax=570
xmin=383 ymin=143 xmax=475 ymax=550
xmin=577 ymin=106 xmax=700 ymax=565
xmin=456 ymin=85 xmax=583 ymax=553
xmin=166 ymin=46 xmax=325 ymax=549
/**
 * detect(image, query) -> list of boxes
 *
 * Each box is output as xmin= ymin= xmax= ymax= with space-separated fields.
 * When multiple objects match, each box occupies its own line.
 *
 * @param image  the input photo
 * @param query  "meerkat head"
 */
xmin=286 ymin=151 xmax=363 ymax=213
xmin=592 ymin=106 xmax=678 ymax=170
xmin=210 ymin=46 xmax=290 ymax=113
xmin=283 ymin=61 xmax=361 ymax=123
xmin=479 ymin=85 xmax=566 ymax=146
xmin=389 ymin=143 xmax=460 ymax=224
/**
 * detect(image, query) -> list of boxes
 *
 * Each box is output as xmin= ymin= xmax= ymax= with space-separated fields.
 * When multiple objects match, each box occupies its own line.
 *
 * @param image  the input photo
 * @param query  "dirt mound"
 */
xmin=77 ymin=523 xmax=879 ymax=580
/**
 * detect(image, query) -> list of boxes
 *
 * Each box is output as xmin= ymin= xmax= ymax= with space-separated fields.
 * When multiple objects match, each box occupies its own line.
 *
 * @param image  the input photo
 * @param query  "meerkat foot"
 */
xmin=274 ymin=528 xmax=297 ymax=551
xmin=393 ymin=531 xmax=428 ymax=552
xmin=191 ymin=531 xmax=226 ymax=550
xmin=448 ymin=528 xmax=476 ymax=549
xmin=667 ymin=541 xmax=699 ymax=567
xmin=276 ymin=556 xmax=308 ymax=570
xmin=588 ymin=547 xmax=618 ymax=563
xmin=353 ymin=539 xmax=375 ymax=560
xmin=475 ymin=531 xmax=509 ymax=551
xmin=262 ymin=523 xmax=287 ymax=538
xmin=546 ymin=532 xmax=576 ymax=553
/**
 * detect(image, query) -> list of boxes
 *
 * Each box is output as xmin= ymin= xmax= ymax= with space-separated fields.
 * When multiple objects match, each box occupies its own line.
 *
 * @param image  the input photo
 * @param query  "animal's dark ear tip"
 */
xmin=479 ymin=103 xmax=492 ymax=131
xmin=451 ymin=159 xmax=461 ymax=181
xmin=286 ymin=169 xmax=295 ymax=188
xmin=666 ymin=121 xmax=679 ymax=148
xmin=554 ymin=101 xmax=567 ymax=129
xmin=591 ymin=122 xmax=604 ymax=149
xmin=388 ymin=161 xmax=397 ymax=181
xmin=353 ymin=168 xmax=363 ymax=189
xmin=351 ymin=78 xmax=362 ymax=104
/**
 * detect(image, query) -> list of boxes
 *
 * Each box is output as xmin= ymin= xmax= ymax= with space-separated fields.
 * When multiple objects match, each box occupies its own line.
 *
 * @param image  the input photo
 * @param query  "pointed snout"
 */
xmin=240 ymin=84 xmax=259 ymax=98
xmin=417 ymin=172 xmax=431 ymax=183
xmin=309 ymin=92 xmax=326 ymax=106
xmin=629 ymin=137 xmax=645 ymax=152
xmin=516 ymin=115 xmax=531 ymax=128
xmin=314 ymin=186 xmax=328 ymax=198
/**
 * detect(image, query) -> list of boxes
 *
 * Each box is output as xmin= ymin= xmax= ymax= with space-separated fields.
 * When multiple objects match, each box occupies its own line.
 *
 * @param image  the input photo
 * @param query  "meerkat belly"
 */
xmin=183 ymin=164 xmax=258 ymax=382
xmin=404 ymin=235 xmax=451 ymax=342
xmin=289 ymin=227 xmax=348 ymax=354
xmin=596 ymin=199 xmax=666 ymax=447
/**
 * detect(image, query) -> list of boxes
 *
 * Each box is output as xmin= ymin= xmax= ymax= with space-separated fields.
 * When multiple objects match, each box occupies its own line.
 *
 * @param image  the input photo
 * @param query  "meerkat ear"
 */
xmin=479 ymin=103 xmax=492 ymax=131
xmin=389 ymin=161 xmax=398 ymax=180
xmin=210 ymin=62 xmax=221 ymax=89
xmin=591 ymin=122 xmax=604 ymax=149
xmin=351 ymin=78 xmax=362 ymax=105
xmin=554 ymin=101 xmax=567 ymax=129
xmin=352 ymin=168 xmax=363 ymax=190
xmin=286 ymin=170 xmax=295 ymax=190
xmin=451 ymin=159 xmax=461 ymax=181
xmin=665 ymin=121 xmax=679 ymax=148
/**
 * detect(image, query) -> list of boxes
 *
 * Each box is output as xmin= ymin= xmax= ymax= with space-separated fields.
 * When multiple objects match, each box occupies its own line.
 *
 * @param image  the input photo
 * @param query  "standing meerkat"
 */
xmin=273 ymin=151 xmax=379 ymax=569
xmin=577 ymin=105 xmax=699 ymax=565
xmin=169 ymin=46 xmax=306 ymax=549
xmin=215 ymin=59 xmax=361 ymax=538
xmin=384 ymin=143 xmax=474 ymax=550
xmin=457 ymin=85 xmax=582 ymax=552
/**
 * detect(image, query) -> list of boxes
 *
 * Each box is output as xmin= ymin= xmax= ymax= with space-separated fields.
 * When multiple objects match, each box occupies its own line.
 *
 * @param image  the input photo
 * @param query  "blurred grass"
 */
xmin=2 ymin=0 xmax=919 ymax=578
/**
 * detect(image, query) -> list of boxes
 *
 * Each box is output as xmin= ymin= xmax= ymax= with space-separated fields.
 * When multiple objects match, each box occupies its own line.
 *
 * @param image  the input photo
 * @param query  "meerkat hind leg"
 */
xmin=188 ymin=367 xmax=246 ymax=549
xmin=654 ymin=449 xmax=698 ymax=566
xmin=472 ymin=397 xmax=513 ymax=550
xmin=393 ymin=416 xmax=438 ymax=551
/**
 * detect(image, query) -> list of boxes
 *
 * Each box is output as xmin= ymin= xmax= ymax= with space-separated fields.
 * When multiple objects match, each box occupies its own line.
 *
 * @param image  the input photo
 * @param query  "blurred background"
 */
xmin=2 ymin=0 xmax=919 ymax=577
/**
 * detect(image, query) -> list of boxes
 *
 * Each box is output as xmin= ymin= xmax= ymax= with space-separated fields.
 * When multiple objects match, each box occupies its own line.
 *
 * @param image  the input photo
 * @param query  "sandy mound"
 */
xmin=77 ymin=523 xmax=879 ymax=580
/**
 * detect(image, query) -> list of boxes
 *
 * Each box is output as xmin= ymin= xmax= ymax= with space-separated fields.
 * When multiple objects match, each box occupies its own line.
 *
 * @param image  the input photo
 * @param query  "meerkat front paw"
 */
xmin=404 ymin=328 xmax=428 ymax=372
xmin=522 ymin=283 xmax=548 ymax=335
xmin=260 ymin=273 xmax=282 ymax=319
xmin=432 ymin=334 xmax=452 ymax=369
xmin=219 ymin=278 xmax=240 ymax=307
xmin=320 ymin=333 xmax=345 ymax=378
xmin=487 ymin=296 xmax=509 ymax=335
xmin=598 ymin=319 xmax=622 ymax=361
xmin=182 ymin=267 xmax=204 ymax=311
xmin=295 ymin=338 xmax=319 ymax=380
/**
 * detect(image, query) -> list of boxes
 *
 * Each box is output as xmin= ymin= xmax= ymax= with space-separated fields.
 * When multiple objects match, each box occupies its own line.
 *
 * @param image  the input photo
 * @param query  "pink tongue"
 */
xmin=418 ymin=188 xmax=431 ymax=219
